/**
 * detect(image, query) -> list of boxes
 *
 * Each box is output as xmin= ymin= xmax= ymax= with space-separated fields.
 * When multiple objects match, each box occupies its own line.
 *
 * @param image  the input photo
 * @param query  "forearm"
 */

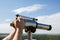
xmin=13 ymin=28 xmax=23 ymax=40
xmin=3 ymin=29 xmax=16 ymax=40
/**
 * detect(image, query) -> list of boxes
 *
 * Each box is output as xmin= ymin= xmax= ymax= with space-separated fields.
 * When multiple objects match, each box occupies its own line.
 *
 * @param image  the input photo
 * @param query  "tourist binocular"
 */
xmin=10 ymin=14 xmax=52 ymax=33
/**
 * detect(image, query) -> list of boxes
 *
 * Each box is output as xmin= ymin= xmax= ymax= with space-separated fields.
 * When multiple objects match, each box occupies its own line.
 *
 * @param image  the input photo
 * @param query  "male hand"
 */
xmin=10 ymin=17 xmax=25 ymax=29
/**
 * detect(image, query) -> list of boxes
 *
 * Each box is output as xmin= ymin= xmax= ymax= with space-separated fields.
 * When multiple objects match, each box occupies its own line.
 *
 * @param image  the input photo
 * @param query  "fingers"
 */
xmin=10 ymin=22 xmax=16 ymax=29
xmin=15 ymin=16 xmax=25 ymax=28
xmin=10 ymin=16 xmax=25 ymax=29
xmin=16 ymin=17 xmax=24 ymax=22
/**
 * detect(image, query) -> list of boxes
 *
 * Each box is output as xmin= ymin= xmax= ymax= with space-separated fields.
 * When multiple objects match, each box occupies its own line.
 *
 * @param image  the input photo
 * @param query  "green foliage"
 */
xmin=0 ymin=34 xmax=60 ymax=40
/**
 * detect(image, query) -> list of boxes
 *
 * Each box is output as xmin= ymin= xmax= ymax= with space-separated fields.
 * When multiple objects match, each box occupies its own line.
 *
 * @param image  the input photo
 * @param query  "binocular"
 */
xmin=10 ymin=14 xmax=52 ymax=33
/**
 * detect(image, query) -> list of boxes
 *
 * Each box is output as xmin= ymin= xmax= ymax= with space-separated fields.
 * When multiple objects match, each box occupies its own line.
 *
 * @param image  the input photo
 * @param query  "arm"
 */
xmin=3 ymin=22 xmax=17 ymax=40
xmin=13 ymin=17 xmax=25 ymax=40
xmin=13 ymin=28 xmax=23 ymax=40
xmin=3 ymin=16 xmax=25 ymax=40
xmin=3 ymin=29 xmax=16 ymax=40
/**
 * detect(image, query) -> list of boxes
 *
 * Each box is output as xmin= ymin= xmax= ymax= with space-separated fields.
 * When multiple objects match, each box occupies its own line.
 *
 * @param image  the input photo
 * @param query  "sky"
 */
xmin=0 ymin=0 xmax=60 ymax=34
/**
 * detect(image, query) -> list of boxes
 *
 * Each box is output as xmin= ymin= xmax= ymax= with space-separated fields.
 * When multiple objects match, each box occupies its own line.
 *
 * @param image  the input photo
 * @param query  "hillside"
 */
xmin=0 ymin=33 xmax=60 ymax=40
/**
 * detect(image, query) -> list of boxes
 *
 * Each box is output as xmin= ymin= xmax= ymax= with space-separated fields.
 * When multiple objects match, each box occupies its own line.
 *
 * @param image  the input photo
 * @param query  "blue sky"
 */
xmin=0 ymin=0 xmax=60 ymax=23
xmin=0 ymin=0 xmax=60 ymax=34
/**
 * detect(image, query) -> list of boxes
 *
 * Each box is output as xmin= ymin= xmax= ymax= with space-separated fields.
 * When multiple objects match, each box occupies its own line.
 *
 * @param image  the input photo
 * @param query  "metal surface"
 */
xmin=16 ymin=14 xmax=38 ymax=21
xmin=28 ymin=31 xmax=32 ymax=40
xmin=25 ymin=19 xmax=52 ymax=30
xmin=25 ymin=19 xmax=36 ymax=27
xmin=16 ymin=14 xmax=52 ymax=30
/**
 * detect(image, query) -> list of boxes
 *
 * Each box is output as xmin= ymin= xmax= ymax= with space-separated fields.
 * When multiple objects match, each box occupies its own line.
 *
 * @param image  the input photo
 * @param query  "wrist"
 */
xmin=16 ymin=26 xmax=24 ymax=30
xmin=16 ymin=28 xmax=23 ymax=31
xmin=16 ymin=28 xmax=23 ymax=34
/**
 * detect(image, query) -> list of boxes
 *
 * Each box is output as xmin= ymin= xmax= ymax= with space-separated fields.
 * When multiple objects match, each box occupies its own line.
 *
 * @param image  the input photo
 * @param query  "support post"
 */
xmin=28 ymin=31 xmax=32 ymax=40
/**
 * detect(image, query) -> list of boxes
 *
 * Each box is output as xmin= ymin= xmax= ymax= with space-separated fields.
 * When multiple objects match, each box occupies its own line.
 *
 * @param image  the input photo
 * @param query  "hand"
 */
xmin=10 ymin=22 xmax=16 ymax=29
xmin=13 ymin=17 xmax=25 ymax=29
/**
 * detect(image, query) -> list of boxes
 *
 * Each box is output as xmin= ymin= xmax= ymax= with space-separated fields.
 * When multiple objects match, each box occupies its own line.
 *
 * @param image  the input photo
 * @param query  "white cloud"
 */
xmin=5 ymin=19 xmax=11 ymax=22
xmin=0 ymin=23 xmax=13 ymax=33
xmin=35 ymin=12 xmax=60 ymax=34
xmin=0 ymin=19 xmax=12 ymax=24
xmin=13 ymin=4 xmax=45 ymax=14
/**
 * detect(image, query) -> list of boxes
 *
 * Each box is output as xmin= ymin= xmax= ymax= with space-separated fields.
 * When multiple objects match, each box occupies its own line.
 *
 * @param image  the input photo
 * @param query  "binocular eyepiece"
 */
xmin=10 ymin=14 xmax=52 ymax=33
